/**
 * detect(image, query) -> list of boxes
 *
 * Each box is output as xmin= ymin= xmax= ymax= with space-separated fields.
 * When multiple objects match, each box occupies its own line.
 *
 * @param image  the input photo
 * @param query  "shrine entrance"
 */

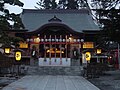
xmin=38 ymin=38 xmax=71 ymax=66
xmin=26 ymin=23 xmax=84 ymax=66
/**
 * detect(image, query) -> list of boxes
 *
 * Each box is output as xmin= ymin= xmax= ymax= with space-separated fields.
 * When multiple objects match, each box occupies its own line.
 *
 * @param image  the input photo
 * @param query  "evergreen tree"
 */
xmin=58 ymin=0 xmax=88 ymax=9
xmin=51 ymin=0 xmax=57 ymax=9
xmin=35 ymin=0 xmax=57 ymax=9
xmin=57 ymin=0 xmax=67 ymax=9
xmin=90 ymin=0 xmax=120 ymax=46
xmin=0 ymin=0 xmax=24 ymax=45
xmin=0 ymin=0 xmax=24 ymax=30
xmin=67 ymin=0 xmax=78 ymax=9
xmin=35 ymin=0 xmax=88 ymax=9
xmin=90 ymin=0 xmax=120 ymax=21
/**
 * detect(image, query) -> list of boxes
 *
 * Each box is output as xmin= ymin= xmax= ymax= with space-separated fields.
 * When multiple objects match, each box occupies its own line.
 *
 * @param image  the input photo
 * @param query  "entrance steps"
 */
xmin=26 ymin=66 xmax=83 ymax=76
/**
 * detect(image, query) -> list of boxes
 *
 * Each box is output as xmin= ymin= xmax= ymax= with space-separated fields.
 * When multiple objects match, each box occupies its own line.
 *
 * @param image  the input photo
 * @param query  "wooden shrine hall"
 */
xmin=15 ymin=9 xmax=100 ymax=66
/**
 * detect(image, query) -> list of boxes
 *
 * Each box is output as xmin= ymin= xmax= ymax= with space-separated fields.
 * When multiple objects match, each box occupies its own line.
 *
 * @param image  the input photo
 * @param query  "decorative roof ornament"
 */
xmin=48 ymin=15 xmax=62 ymax=22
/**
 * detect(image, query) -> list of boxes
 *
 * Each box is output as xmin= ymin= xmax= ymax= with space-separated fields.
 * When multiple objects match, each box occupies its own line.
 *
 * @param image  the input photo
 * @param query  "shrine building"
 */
xmin=15 ymin=9 xmax=101 ymax=66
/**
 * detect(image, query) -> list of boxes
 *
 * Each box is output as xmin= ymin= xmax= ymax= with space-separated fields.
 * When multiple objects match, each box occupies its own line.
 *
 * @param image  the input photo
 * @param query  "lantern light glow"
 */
xmin=85 ymin=52 xmax=91 ymax=61
xmin=15 ymin=51 xmax=22 ymax=61
xmin=97 ymin=49 xmax=101 ymax=54
xmin=5 ymin=48 xmax=10 ymax=54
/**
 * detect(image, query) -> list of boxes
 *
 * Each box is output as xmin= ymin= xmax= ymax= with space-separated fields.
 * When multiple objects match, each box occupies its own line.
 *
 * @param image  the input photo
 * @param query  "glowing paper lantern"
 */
xmin=85 ymin=52 xmax=91 ymax=61
xmin=15 ymin=50 xmax=22 ymax=61
xmin=5 ymin=48 xmax=10 ymax=54
xmin=97 ymin=49 xmax=101 ymax=54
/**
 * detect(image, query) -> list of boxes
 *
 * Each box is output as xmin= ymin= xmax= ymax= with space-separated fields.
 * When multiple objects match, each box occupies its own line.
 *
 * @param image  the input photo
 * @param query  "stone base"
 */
xmin=26 ymin=66 xmax=82 ymax=76
xmin=71 ymin=59 xmax=81 ymax=66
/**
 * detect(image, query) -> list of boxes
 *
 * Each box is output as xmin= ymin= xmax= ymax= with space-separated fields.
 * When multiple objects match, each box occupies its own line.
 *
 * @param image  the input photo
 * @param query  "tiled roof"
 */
xmin=21 ymin=9 xmax=100 ymax=32
xmin=22 ymin=9 xmax=89 ymax=14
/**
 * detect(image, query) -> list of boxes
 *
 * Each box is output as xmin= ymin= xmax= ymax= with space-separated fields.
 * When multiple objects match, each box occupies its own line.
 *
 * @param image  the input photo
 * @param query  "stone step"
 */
xmin=26 ymin=66 xmax=82 ymax=76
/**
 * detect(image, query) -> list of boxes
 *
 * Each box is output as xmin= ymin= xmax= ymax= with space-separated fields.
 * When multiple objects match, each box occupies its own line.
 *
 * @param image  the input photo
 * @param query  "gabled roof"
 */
xmin=48 ymin=15 xmax=62 ymax=22
xmin=21 ymin=9 xmax=100 ymax=32
xmin=26 ymin=22 xmax=84 ymax=36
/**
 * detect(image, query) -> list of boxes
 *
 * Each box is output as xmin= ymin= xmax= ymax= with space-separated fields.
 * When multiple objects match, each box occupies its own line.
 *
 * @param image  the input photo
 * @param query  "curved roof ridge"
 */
xmin=22 ymin=9 xmax=89 ymax=14
xmin=27 ymin=22 xmax=83 ymax=35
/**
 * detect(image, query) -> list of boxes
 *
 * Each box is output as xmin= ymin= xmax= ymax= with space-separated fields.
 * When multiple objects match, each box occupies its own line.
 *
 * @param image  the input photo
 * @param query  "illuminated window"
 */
xmin=97 ymin=49 xmax=101 ymax=54
xmin=83 ymin=42 xmax=94 ymax=48
xmin=19 ymin=42 xmax=28 ymax=48
xmin=47 ymin=48 xmax=64 ymax=53
xmin=5 ymin=48 xmax=10 ymax=54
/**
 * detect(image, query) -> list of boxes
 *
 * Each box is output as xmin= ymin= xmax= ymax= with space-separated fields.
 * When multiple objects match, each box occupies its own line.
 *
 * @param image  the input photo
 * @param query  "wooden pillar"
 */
xmin=55 ymin=35 xmax=56 ymax=61
xmin=80 ymin=39 xmax=84 ymax=65
xmin=66 ymin=35 xmax=67 ymax=61
xmin=44 ymin=35 xmax=46 ymax=61
xmin=60 ymin=35 xmax=62 ymax=65
xmin=49 ymin=35 xmax=51 ymax=65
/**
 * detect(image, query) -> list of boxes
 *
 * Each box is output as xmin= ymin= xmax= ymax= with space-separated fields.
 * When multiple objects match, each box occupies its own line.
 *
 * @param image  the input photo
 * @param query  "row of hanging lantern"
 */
xmin=26 ymin=37 xmax=84 ymax=43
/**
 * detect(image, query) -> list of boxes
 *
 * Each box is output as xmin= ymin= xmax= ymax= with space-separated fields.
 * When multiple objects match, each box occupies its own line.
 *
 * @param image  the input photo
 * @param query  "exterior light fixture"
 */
xmin=85 ymin=52 xmax=91 ymax=61
xmin=69 ymin=37 xmax=72 ymax=40
xmin=15 ymin=50 xmax=22 ymax=61
xmin=80 ymin=39 xmax=84 ymax=42
xmin=34 ymin=37 xmax=40 ymax=43
xmin=4 ymin=47 xmax=11 ymax=54
xmin=2 ymin=44 xmax=12 ymax=54
xmin=96 ymin=49 xmax=101 ymax=54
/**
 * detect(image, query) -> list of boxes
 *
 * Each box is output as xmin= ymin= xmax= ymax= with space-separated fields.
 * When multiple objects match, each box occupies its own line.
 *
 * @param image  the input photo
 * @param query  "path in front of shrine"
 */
xmin=2 ymin=66 xmax=100 ymax=90
xmin=2 ymin=59 xmax=100 ymax=90
xmin=2 ymin=75 xmax=100 ymax=90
